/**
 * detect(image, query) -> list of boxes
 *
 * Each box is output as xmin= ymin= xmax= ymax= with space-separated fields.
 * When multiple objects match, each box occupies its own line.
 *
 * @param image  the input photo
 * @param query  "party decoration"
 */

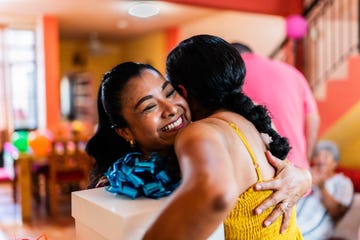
xmin=4 ymin=142 xmax=19 ymax=159
xmin=28 ymin=130 xmax=52 ymax=157
xmin=11 ymin=131 xmax=29 ymax=153
xmin=286 ymin=14 xmax=307 ymax=40
xmin=71 ymin=120 xmax=84 ymax=133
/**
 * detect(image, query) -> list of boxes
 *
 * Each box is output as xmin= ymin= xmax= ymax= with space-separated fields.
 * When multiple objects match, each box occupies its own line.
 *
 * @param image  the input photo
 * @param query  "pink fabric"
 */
xmin=0 ymin=168 xmax=11 ymax=182
xmin=242 ymin=53 xmax=318 ymax=169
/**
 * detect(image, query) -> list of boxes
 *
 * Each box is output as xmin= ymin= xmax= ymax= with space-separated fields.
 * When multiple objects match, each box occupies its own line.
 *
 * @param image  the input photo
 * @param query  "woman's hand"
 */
xmin=253 ymin=151 xmax=312 ymax=233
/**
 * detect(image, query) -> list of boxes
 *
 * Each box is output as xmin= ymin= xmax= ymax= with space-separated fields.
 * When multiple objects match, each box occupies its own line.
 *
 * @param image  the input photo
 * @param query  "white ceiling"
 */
xmin=0 ymin=0 xmax=219 ymax=40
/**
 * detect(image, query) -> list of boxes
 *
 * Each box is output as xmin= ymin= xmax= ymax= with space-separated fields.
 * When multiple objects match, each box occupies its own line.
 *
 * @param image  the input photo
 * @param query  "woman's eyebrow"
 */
xmin=162 ymin=81 xmax=170 ymax=90
xmin=134 ymin=95 xmax=152 ymax=110
xmin=134 ymin=81 xmax=170 ymax=110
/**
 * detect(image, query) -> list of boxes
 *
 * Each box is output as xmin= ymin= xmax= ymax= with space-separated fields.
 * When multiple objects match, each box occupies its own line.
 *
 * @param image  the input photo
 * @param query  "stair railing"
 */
xmin=270 ymin=0 xmax=359 ymax=98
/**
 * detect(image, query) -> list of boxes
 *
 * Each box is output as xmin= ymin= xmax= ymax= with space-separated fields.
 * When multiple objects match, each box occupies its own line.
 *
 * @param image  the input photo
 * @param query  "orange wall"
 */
xmin=317 ymin=56 xmax=360 ymax=136
xmin=42 ymin=16 xmax=61 ymax=130
xmin=166 ymin=28 xmax=180 ymax=54
xmin=317 ymin=56 xmax=360 ymax=168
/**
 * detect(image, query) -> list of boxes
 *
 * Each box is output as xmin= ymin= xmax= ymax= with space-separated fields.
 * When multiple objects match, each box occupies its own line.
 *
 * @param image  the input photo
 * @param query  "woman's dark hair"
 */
xmin=166 ymin=34 xmax=290 ymax=160
xmin=231 ymin=42 xmax=253 ymax=54
xmin=86 ymin=61 xmax=161 ymax=188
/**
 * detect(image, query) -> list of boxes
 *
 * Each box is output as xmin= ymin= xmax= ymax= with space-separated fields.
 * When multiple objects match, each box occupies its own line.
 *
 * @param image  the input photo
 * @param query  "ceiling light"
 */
xmin=128 ymin=2 xmax=160 ymax=18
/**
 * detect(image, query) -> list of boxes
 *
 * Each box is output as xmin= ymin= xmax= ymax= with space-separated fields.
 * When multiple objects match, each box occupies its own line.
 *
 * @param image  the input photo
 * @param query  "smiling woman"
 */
xmin=85 ymin=61 xmax=191 ymax=189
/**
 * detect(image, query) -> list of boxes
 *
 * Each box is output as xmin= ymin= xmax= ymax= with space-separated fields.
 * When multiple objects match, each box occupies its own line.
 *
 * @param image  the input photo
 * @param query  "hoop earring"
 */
xmin=129 ymin=139 xmax=136 ymax=148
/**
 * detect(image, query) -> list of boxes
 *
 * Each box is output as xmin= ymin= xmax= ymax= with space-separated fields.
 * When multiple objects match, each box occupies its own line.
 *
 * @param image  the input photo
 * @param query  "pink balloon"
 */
xmin=4 ymin=142 xmax=19 ymax=158
xmin=286 ymin=14 xmax=307 ymax=40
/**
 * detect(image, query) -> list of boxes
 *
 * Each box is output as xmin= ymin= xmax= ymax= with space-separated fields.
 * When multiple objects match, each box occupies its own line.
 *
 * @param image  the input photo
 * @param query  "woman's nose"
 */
xmin=161 ymin=101 xmax=177 ymax=117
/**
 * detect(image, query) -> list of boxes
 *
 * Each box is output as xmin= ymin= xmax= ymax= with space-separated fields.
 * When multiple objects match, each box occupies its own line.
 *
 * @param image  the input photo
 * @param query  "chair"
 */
xmin=3 ymin=142 xmax=48 ymax=205
xmin=47 ymin=138 xmax=93 ymax=216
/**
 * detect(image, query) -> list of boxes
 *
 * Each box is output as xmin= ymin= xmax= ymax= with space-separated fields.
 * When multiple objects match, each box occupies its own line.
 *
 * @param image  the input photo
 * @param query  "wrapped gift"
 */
xmin=72 ymin=187 xmax=224 ymax=240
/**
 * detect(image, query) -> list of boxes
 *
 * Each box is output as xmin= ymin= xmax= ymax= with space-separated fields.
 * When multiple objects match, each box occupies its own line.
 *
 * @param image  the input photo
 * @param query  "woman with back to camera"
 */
xmin=143 ymin=35 xmax=308 ymax=239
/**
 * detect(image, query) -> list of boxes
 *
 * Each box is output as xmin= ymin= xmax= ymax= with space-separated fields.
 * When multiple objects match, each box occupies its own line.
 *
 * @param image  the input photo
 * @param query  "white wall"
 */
xmin=177 ymin=10 xmax=286 ymax=57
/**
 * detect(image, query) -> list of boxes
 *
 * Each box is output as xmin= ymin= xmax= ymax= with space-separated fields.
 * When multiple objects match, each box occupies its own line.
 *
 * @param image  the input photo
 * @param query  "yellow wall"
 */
xmin=122 ymin=31 xmax=167 ymax=74
xmin=322 ymin=100 xmax=360 ymax=169
xmin=59 ymin=31 xmax=167 ymax=96
xmin=59 ymin=39 xmax=123 ymax=97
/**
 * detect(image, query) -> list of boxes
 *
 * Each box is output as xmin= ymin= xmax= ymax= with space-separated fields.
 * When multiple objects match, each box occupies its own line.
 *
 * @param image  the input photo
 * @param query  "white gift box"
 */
xmin=72 ymin=187 xmax=224 ymax=240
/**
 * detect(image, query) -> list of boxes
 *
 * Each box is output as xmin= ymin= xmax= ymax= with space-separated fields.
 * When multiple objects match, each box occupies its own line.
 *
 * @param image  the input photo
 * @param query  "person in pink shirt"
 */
xmin=232 ymin=43 xmax=320 ymax=169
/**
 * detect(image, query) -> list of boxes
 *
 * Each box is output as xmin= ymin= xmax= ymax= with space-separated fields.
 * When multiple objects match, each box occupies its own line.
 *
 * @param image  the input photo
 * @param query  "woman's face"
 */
xmin=118 ymin=69 xmax=191 ymax=156
xmin=310 ymin=149 xmax=337 ymax=175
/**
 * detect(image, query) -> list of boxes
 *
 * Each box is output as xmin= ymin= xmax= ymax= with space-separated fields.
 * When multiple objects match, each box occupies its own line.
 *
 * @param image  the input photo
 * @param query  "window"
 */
xmin=6 ymin=29 xmax=37 ymax=130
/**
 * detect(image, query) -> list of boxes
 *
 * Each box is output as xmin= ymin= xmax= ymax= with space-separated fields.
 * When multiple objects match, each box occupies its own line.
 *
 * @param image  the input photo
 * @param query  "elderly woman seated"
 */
xmin=296 ymin=140 xmax=355 ymax=240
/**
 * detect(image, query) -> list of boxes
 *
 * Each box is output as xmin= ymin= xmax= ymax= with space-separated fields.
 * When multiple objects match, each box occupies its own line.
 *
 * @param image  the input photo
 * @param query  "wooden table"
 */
xmin=16 ymin=154 xmax=33 ymax=222
xmin=16 ymin=154 xmax=47 ymax=222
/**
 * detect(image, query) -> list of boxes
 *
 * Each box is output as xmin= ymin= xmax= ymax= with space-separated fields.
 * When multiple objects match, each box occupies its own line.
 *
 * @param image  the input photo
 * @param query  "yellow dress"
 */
xmin=224 ymin=122 xmax=303 ymax=240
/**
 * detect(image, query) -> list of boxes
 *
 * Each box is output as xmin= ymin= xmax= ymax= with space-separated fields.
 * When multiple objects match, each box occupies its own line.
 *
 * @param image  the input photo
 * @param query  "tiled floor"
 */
xmin=0 ymin=181 xmax=75 ymax=240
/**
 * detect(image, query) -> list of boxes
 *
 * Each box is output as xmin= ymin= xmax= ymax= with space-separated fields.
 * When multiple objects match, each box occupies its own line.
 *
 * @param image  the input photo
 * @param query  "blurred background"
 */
xmin=0 ymin=0 xmax=359 ymax=239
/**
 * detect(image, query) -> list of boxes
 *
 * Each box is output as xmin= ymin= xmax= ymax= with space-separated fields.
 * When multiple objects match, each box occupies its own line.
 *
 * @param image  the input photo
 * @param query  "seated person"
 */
xmin=296 ymin=140 xmax=354 ymax=239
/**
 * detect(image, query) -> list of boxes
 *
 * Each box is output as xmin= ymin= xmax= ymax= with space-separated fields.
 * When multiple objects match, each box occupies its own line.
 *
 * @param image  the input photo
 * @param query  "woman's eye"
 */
xmin=166 ymin=89 xmax=176 ymax=98
xmin=143 ymin=104 xmax=156 ymax=112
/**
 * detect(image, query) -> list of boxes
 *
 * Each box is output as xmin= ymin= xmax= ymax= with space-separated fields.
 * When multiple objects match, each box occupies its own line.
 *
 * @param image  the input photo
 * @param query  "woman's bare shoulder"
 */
xmin=176 ymin=119 xmax=225 ymax=143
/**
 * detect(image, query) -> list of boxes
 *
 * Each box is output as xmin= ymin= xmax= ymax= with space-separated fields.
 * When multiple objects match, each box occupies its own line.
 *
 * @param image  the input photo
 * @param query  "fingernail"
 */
xmin=264 ymin=220 xmax=271 ymax=227
xmin=254 ymin=184 xmax=261 ymax=190
xmin=255 ymin=208 xmax=262 ymax=214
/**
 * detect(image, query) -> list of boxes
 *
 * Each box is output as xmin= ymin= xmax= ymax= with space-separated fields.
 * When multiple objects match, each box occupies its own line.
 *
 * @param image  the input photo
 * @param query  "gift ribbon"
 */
xmin=105 ymin=152 xmax=181 ymax=199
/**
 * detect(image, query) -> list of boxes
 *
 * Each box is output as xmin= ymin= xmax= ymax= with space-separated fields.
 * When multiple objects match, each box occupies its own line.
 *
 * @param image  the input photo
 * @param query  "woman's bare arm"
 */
xmin=143 ymin=124 xmax=238 ymax=240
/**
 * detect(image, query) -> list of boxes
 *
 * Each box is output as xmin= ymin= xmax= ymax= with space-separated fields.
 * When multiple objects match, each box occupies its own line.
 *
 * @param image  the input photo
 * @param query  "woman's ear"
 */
xmin=178 ymin=84 xmax=188 ymax=98
xmin=114 ymin=127 xmax=134 ymax=142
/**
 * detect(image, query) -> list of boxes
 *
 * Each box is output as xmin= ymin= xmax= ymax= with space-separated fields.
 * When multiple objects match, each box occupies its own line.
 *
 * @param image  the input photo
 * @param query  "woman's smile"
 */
xmin=160 ymin=115 xmax=186 ymax=132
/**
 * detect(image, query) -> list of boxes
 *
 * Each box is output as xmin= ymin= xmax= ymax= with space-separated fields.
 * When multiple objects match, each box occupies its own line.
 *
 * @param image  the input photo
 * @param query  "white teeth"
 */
xmin=163 ymin=117 xmax=183 ymax=131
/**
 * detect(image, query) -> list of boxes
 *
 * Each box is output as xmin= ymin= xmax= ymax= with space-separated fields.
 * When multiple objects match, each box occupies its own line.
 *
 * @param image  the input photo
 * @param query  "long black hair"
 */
xmin=166 ymin=34 xmax=291 ymax=160
xmin=86 ymin=62 xmax=162 ymax=188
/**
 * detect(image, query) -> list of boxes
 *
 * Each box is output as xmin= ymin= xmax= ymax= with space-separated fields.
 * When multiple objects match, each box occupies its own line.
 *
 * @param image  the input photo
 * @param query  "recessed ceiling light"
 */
xmin=128 ymin=2 xmax=160 ymax=18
